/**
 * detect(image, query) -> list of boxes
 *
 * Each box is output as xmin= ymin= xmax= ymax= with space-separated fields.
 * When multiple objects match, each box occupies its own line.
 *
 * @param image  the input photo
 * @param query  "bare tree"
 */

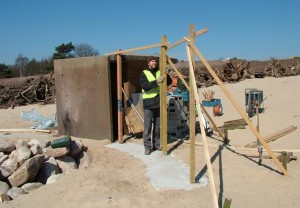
xmin=74 ymin=43 xmax=99 ymax=57
xmin=15 ymin=54 xmax=29 ymax=77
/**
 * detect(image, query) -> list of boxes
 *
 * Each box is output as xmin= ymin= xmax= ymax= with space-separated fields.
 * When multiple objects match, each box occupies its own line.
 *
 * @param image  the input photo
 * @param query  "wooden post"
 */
xmin=186 ymin=45 xmax=219 ymax=208
xmin=185 ymin=39 xmax=289 ymax=176
xmin=160 ymin=35 xmax=168 ymax=154
xmin=117 ymin=50 xmax=123 ymax=143
xmin=189 ymin=24 xmax=196 ymax=183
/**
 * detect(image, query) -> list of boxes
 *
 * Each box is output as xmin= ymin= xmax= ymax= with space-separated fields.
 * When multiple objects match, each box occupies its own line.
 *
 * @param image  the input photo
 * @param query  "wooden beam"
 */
xmin=104 ymin=42 xmax=170 ymax=56
xmin=185 ymin=39 xmax=289 ymax=176
xmin=186 ymin=45 xmax=219 ymax=208
xmin=189 ymin=24 xmax=196 ymax=183
xmin=245 ymin=126 xmax=297 ymax=148
xmin=0 ymin=129 xmax=51 ymax=133
xmin=168 ymin=28 xmax=208 ymax=49
xmin=160 ymin=35 xmax=168 ymax=155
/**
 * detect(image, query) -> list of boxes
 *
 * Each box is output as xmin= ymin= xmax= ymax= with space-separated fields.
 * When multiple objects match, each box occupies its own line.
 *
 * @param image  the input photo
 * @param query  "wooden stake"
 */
xmin=223 ymin=198 xmax=232 ymax=208
xmin=185 ymin=39 xmax=289 ymax=176
xmin=189 ymin=24 xmax=196 ymax=183
xmin=117 ymin=50 xmax=123 ymax=143
xmin=186 ymin=45 xmax=219 ymax=208
xmin=160 ymin=35 xmax=168 ymax=155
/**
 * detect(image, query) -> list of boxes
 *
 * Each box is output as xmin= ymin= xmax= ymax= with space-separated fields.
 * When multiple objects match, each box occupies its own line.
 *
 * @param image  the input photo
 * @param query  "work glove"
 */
xmin=168 ymin=71 xmax=177 ymax=79
xmin=156 ymin=75 xmax=165 ymax=84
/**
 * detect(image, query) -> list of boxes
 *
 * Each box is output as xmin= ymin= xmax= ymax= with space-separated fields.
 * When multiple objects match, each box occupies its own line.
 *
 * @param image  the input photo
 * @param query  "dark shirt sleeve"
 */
xmin=140 ymin=72 xmax=158 ymax=92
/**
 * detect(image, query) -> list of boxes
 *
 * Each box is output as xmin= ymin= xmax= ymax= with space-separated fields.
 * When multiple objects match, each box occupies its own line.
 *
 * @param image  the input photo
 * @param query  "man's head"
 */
xmin=147 ymin=56 xmax=158 ymax=69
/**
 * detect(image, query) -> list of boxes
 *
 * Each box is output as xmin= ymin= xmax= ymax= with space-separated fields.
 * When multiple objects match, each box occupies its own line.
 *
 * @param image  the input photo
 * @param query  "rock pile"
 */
xmin=0 ymin=137 xmax=92 ymax=202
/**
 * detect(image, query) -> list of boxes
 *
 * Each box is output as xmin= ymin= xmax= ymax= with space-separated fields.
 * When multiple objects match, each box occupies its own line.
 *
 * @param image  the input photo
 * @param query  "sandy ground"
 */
xmin=0 ymin=76 xmax=300 ymax=207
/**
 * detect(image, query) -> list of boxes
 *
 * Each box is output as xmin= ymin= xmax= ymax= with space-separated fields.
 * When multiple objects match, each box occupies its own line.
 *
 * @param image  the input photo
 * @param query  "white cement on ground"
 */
xmin=106 ymin=142 xmax=209 ymax=190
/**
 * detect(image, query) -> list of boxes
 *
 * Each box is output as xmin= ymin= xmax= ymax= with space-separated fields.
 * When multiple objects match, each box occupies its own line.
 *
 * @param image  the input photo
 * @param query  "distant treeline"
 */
xmin=0 ymin=42 xmax=99 ymax=79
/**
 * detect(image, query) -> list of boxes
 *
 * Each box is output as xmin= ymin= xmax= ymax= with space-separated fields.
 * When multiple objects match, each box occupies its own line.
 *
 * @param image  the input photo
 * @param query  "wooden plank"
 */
xmin=160 ymin=35 xmax=168 ymax=154
xmin=189 ymin=24 xmax=196 ymax=183
xmin=184 ymin=140 xmax=300 ymax=153
xmin=104 ymin=42 xmax=169 ymax=56
xmin=224 ymin=119 xmax=247 ymax=125
xmin=245 ymin=126 xmax=297 ymax=148
xmin=186 ymin=45 xmax=219 ymax=208
xmin=185 ymin=39 xmax=289 ymax=176
xmin=168 ymin=28 xmax=208 ymax=49
xmin=0 ymin=129 xmax=51 ymax=133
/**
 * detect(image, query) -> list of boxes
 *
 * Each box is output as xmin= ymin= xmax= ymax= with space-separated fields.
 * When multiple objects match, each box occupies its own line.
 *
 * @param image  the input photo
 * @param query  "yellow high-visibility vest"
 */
xmin=142 ymin=70 xmax=161 ymax=99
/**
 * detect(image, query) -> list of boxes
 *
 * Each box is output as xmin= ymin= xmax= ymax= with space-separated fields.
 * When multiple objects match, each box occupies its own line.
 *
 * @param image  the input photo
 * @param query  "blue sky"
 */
xmin=0 ymin=0 xmax=299 ymax=65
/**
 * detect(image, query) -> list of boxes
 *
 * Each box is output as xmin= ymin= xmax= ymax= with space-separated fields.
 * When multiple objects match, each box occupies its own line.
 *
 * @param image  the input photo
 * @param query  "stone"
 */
xmin=15 ymin=139 xmax=29 ymax=149
xmin=28 ymin=139 xmax=50 ymax=149
xmin=1 ymin=157 xmax=20 ymax=175
xmin=69 ymin=139 xmax=83 ymax=157
xmin=0 ymin=141 xmax=15 ymax=153
xmin=46 ymin=174 xmax=63 ymax=184
xmin=43 ymin=146 xmax=70 ymax=158
xmin=30 ymin=145 xmax=43 ymax=155
xmin=21 ymin=182 xmax=43 ymax=192
xmin=35 ymin=157 xmax=59 ymax=184
xmin=0 ymin=166 xmax=14 ymax=179
xmin=77 ymin=150 xmax=93 ymax=169
xmin=8 ymin=154 xmax=44 ymax=187
xmin=9 ymin=147 xmax=32 ymax=165
xmin=0 ymin=181 xmax=10 ymax=194
xmin=7 ymin=187 xmax=26 ymax=199
xmin=0 ymin=193 xmax=11 ymax=202
xmin=56 ymin=155 xmax=77 ymax=174
xmin=0 ymin=155 xmax=8 ymax=166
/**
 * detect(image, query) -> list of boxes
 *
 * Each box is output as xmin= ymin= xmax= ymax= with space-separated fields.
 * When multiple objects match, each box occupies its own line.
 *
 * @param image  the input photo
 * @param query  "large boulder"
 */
xmin=8 ymin=154 xmax=44 ymax=187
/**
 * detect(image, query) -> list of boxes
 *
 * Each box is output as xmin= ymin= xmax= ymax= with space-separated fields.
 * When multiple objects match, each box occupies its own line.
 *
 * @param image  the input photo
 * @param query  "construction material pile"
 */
xmin=0 ymin=74 xmax=55 ymax=109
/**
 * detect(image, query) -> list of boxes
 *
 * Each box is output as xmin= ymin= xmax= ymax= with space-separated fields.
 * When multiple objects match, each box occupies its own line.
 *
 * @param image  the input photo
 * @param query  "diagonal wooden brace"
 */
xmin=185 ymin=38 xmax=289 ymax=176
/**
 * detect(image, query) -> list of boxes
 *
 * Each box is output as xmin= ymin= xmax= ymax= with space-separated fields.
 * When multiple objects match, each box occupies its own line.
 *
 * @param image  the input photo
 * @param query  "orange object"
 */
xmin=213 ymin=104 xmax=223 ymax=116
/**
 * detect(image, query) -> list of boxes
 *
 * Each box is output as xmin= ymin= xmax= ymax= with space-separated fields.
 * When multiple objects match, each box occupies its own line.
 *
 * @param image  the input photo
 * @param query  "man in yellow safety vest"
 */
xmin=139 ymin=56 xmax=171 ymax=155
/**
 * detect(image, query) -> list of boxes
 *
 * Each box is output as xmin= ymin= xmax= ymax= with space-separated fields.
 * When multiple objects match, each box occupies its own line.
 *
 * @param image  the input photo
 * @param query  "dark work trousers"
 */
xmin=143 ymin=108 xmax=160 ymax=150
